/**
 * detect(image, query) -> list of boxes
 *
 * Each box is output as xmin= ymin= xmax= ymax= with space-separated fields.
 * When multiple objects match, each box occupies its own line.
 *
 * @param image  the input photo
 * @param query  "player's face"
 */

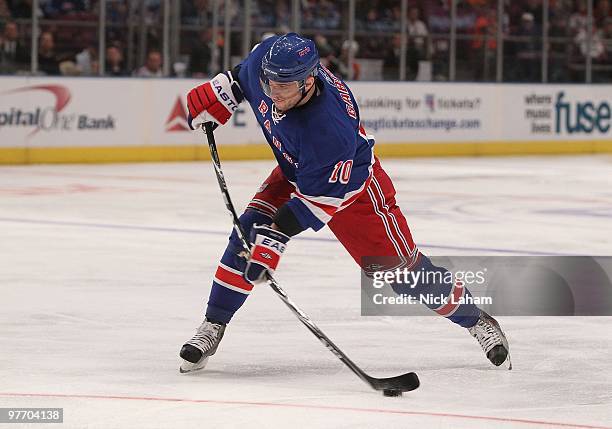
xmin=268 ymin=81 xmax=302 ymax=111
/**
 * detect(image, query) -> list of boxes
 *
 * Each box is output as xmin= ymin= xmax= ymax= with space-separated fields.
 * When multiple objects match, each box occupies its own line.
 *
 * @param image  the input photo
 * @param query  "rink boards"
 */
xmin=0 ymin=76 xmax=610 ymax=164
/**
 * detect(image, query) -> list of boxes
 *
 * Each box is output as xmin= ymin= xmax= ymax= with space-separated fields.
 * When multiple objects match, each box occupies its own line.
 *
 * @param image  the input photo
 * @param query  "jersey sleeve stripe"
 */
xmin=289 ymin=174 xmax=374 ymax=228
xmin=214 ymin=265 xmax=254 ymax=294
xmin=293 ymin=189 xmax=338 ymax=216
xmin=218 ymin=262 xmax=244 ymax=276
xmin=294 ymin=197 xmax=334 ymax=224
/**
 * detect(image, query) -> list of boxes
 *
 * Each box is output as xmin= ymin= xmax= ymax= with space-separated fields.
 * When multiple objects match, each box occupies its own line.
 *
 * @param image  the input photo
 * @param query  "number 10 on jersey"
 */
xmin=329 ymin=160 xmax=353 ymax=184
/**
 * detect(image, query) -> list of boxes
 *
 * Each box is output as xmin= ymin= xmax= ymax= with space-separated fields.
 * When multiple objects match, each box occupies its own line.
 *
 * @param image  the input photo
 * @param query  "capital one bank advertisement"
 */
xmin=0 ymin=77 xmax=142 ymax=148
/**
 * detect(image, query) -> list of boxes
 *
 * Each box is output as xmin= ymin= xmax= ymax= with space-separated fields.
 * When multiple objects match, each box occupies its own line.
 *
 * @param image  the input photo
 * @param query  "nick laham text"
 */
xmin=372 ymin=293 xmax=492 ymax=306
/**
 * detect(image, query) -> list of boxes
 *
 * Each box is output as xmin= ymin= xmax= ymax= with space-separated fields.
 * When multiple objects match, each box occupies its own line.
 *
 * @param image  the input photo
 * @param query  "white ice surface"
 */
xmin=1 ymin=156 xmax=612 ymax=429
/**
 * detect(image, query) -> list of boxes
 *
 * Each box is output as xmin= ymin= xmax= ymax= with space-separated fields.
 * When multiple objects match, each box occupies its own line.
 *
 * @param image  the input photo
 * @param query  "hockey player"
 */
xmin=180 ymin=33 xmax=510 ymax=373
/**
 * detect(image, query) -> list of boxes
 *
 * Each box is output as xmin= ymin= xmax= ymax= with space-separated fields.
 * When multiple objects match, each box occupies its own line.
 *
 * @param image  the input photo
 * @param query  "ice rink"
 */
xmin=1 ymin=155 xmax=611 ymax=429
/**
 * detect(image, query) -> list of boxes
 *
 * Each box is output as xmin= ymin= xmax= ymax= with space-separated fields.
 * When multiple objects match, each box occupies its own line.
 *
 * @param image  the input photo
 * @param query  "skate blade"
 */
xmin=179 ymin=357 xmax=209 ymax=374
xmin=505 ymin=353 xmax=513 ymax=371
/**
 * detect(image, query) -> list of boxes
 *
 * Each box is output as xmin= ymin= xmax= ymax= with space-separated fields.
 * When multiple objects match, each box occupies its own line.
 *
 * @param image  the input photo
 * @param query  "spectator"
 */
xmin=107 ymin=0 xmax=128 ymax=24
xmin=548 ymin=7 xmax=572 ymax=82
xmin=407 ymin=6 xmax=428 ymax=53
xmin=521 ymin=0 xmax=544 ymax=29
xmin=336 ymin=39 xmax=360 ymax=80
xmin=7 ymin=0 xmax=33 ymax=18
xmin=604 ymin=18 xmax=612 ymax=61
xmin=321 ymin=0 xmax=341 ymax=29
xmin=38 ymin=31 xmax=60 ymax=75
xmin=181 ymin=0 xmax=207 ymax=26
xmin=574 ymin=23 xmax=606 ymax=60
xmin=314 ymin=33 xmax=333 ymax=59
xmin=426 ymin=0 xmax=451 ymax=80
xmin=0 ymin=21 xmax=27 ymax=73
xmin=513 ymin=12 xmax=541 ymax=81
xmin=302 ymin=0 xmax=341 ymax=30
xmin=471 ymin=8 xmax=498 ymax=81
xmin=568 ymin=0 xmax=588 ymax=35
xmin=0 ymin=0 xmax=10 ymax=17
xmin=596 ymin=0 xmax=611 ymax=26
xmin=252 ymin=0 xmax=275 ymax=27
xmin=75 ymin=44 xmax=97 ymax=75
xmin=274 ymin=0 xmax=290 ymax=28
xmin=592 ymin=17 xmax=612 ymax=81
xmin=472 ymin=8 xmax=497 ymax=52
xmin=406 ymin=6 xmax=429 ymax=80
xmin=106 ymin=0 xmax=128 ymax=43
xmin=364 ymin=8 xmax=386 ymax=32
xmin=189 ymin=29 xmax=211 ymax=77
xmin=383 ymin=33 xmax=402 ymax=80
xmin=133 ymin=50 xmax=163 ymax=77
xmin=41 ymin=0 xmax=86 ymax=18
xmin=314 ymin=33 xmax=341 ymax=76
xmin=105 ymin=45 xmax=126 ymax=76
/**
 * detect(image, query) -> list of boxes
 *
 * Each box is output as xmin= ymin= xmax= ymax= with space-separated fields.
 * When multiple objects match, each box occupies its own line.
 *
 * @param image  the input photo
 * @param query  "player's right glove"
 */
xmin=186 ymin=71 xmax=243 ymax=130
xmin=243 ymin=224 xmax=290 ymax=285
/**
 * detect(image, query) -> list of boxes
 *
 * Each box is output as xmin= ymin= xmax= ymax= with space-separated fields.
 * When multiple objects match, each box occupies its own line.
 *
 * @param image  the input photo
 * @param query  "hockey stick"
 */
xmin=203 ymin=122 xmax=419 ymax=393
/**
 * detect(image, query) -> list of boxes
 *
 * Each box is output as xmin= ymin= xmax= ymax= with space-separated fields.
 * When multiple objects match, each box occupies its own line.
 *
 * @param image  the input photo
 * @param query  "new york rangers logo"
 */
xmin=298 ymin=46 xmax=311 ymax=57
xmin=271 ymin=104 xmax=286 ymax=124
xmin=258 ymin=100 xmax=269 ymax=116
xmin=425 ymin=94 xmax=435 ymax=112
xmin=264 ymin=119 xmax=271 ymax=134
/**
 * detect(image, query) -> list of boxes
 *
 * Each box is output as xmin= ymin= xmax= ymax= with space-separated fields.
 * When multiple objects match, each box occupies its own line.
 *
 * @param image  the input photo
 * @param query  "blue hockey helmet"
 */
xmin=260 ymin=33 xmax=319 ymax=97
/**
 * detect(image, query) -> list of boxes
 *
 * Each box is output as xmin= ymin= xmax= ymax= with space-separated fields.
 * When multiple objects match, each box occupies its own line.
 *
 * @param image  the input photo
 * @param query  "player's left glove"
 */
xmin=243 ymin=224 xmax=290 ymax=285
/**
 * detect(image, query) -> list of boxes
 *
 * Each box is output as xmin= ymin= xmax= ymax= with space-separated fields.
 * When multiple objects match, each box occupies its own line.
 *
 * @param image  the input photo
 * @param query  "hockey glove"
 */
xmin=186 ymin=71 xmax=243 ymax=130
xmin=244 ymin=224 xmax=290 ymax=285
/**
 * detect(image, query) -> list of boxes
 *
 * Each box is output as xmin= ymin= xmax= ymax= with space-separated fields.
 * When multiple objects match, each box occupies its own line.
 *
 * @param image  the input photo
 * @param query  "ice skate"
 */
xmin=468 ymin=311 xmax=512 ymax=369
xmin=179 ymin=318 xmax=226 ymax=373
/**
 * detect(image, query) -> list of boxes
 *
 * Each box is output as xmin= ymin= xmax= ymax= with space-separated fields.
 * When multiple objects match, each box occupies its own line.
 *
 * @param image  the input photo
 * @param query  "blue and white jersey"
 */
xmin=237 ymin=36 xmax=375 ymax=231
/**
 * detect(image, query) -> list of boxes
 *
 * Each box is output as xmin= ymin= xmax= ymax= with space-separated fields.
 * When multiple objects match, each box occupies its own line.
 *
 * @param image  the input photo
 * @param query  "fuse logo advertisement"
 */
xmin=0 ymin=84 xmax=116 ymax=138
xmin=523 ymin=91 xmax=611 ymax=136
xmin=555 ymin=91 xmax=611 ymax=134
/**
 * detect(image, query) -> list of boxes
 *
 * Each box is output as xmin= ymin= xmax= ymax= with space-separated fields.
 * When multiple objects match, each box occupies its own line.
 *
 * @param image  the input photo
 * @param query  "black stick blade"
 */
xmin=367 ymin=372 xmax=420 ymax=392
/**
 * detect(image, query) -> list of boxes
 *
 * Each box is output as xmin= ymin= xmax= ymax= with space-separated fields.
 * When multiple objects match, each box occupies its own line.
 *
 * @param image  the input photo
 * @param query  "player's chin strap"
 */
xmin=201 ymin=121 xmax=419 ymax=394
xmin=296 ymin=77 xmax=317 ymax=104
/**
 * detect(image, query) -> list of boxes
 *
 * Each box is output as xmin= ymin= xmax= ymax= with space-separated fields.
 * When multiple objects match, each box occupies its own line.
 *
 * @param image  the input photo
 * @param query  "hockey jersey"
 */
xmin=237 ymin=37 xmax=375 ymax=232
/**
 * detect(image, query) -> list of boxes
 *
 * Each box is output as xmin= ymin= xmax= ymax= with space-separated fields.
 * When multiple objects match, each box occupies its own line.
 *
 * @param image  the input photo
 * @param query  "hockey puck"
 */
xmin=382 ymin=389 xmax=403 ymax=397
